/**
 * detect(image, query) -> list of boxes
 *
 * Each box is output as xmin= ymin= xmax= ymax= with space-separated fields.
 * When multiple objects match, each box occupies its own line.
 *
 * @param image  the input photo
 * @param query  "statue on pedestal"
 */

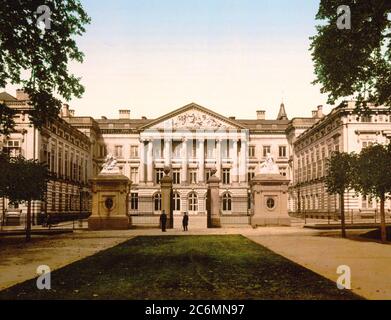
xmin=259 ymin=153 xmax=280 ymax=174
xmin=100 ymin=154 xmax=120 ymax=174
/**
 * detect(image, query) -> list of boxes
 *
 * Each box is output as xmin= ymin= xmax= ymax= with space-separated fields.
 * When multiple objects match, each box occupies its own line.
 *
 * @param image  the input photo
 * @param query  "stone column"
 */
xmin=181 ymin=138 xmax=188 ymax=184
xmin=164 ymin=139 xmax=171 ymax=167
xmin=160 ymin=167 xmax=173 ymax=229
xmin=216 ymin=139 xmax=221 ymax=179
xmin=139 ymin=140 xmax=145 ymax=183
xmin=232 ymin=139 xmax=238 ymax=183
xmin=207 ymin=168 xmax=221 ymax=228
xmin=147 ymin=140 xmax=153 ymax=184
xmin=239 ymin=139 xmax=247 ymax=183
xmin=198 ymin=139 xmax=205 ymax=183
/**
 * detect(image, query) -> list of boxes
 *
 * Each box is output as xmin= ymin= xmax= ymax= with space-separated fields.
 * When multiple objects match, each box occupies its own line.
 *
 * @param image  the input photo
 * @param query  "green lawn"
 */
xmin=0 ymin=235 xmax=361 ymax=300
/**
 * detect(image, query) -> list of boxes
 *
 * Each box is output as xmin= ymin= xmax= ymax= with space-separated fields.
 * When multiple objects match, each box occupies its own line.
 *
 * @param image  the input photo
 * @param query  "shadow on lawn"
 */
xmin=0 ymin=235 xmax=363 ymax=300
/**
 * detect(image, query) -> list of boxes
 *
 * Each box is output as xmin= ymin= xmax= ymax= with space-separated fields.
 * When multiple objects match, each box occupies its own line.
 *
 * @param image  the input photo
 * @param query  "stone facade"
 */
xmin=289 ymin=102 xmax=391 ymax=218
xmin=1 ymin=90 xmax=391 ymax=225
xmin=0 ymin=92 xmax=92 ymax=223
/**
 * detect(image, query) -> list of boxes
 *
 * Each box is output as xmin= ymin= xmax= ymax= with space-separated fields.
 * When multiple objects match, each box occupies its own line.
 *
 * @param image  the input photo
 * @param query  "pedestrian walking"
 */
xmin=160 ymin=210 xmax=167 ymax=232
xmin=182 ymin=212 xmax=189 ymax=231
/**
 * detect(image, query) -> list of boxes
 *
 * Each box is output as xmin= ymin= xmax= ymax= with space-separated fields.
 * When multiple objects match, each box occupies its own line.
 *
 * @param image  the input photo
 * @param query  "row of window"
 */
xmin=153 ymin=168 xmax=232 ymax=185
xmin=130 ymin=192 xmax=233 ymax=212
xmin=127 ymin=166 xmax=288 ymax=185
xmin=112 ymin=142 xmax=288 ymax=160
xmin=248 ymin=145 xmax=287 ymax=158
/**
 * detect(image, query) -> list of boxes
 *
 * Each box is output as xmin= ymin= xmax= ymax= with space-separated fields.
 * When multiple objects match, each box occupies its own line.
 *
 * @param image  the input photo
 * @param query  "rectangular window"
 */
xmin=114 ymin=145 xmax=123 ymax=158
xmin=130 ymin=193 xmax=138 ymax=210
xmin=362 ymin=141 xmax=373 ymax=149
xmin=64 ymin=150 xmax=69 ymax=178
xmin=130 ymin=167 xmax=138 ymax=184
xmin=222 ymin=169 xmax=231 ymax=184
xmin=58 ymin=148 xmax=63 ymax=177
xmin=247 ymin=168 xmax=255 ymax=182
xmin=361 ymin=115 xmax=372 ymax=122
xmin=3 ymin=140 xmax=21 ymax=157
xmin=130 ymin=145 xmax=138 ymax=158
xmin=279 ymin=146 xmax=287 ymax=158
xmin=248 ymin=146 xmax=256 ymax=158
xmin=205 ymin=169 xmax=212 ymax=182
xmin=189 ymin=170 xmax=197 ymax=184
xmin=263 ymin=146 xmax=271 ymax=157
xmin=173 ymin=169 xmax=181 ymax=185
xmin=50 ymin=146 xmax=56 ymax=173
xmin=155 ymin=168 xmax=164 ymax=184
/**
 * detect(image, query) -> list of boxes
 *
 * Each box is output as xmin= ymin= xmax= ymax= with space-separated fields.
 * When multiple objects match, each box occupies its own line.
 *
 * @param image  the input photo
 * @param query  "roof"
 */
xmin=277 ymin=103 xmax=288 ymax=120
xmin=139 ymin=102 xmax=247 ymax=130
xmin=0 ymin=91 xmax=18 ymax=102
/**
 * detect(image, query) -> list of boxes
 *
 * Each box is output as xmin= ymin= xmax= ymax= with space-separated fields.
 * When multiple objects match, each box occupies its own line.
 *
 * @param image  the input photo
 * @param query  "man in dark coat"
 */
xmin=160 ymin=210 xmax=167 ymax=232
xmin=182 ymin=212 xmax=189 ymax=231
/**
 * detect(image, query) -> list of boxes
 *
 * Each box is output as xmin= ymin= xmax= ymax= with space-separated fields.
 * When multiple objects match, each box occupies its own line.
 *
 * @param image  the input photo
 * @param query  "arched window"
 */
xmin=173 ymin=192 xmax=181 ymax=211
xmin=154 ymin=193 xmax=162 ymax=211
xmin=222 ymin=193 xmax=232 ymax=211
xmin=188 ymin=192 xmax=198 ymax=212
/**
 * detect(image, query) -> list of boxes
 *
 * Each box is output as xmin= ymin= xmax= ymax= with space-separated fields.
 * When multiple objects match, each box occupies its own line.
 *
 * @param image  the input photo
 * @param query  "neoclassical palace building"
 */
xmin=1 ymin=90 xmax=391 ymax=226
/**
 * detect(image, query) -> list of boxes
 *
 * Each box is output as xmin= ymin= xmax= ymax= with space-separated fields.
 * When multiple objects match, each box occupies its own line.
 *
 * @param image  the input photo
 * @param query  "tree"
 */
xmin=325 ymin=151 xmax=357 ymax=238
xmin=0 ymin=0 xmax=90 ymax=134
xmin=0 ymin=152 xmax=10 ymax=227
xmin=310 ymin=1 xmax=391 ymax=113
xmin=6 ymin=155 xmax=49 ymax=241
xmin=355 ymin=144 xmax=391 ymax=243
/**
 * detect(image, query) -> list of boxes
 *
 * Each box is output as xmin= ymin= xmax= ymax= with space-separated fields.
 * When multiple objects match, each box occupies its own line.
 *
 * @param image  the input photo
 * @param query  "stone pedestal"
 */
xmin=250 ymin=173 xmax=290 ymax=227
xmin=160 ymin=167 xmax=173 ymax=229
xmin=88 ymin=173 xmax=131 ymax=230
xmin=207 ymin=170 xmax=221 ymax=228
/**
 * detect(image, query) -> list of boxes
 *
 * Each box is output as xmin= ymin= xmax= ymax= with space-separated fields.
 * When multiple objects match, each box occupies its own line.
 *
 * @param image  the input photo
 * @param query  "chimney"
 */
xmin=69 ymin=109 xmax=75 ymax=117
xmin=317 ymin=105 xmax=324 ymax=118
xmin=119 ymin=109 xmax=130 ymax=119
xmin=229 ymin=116 xmax=236 ymax=120
xmin=16 ymin=89 xmax=29 ymax=100
xmin=256 ymin=110 xmax=266 ymax=120
xmin=61 ymin=104 xmax=70 ymax=117
xmin=312 ymin=110 xmax=317 ymax=118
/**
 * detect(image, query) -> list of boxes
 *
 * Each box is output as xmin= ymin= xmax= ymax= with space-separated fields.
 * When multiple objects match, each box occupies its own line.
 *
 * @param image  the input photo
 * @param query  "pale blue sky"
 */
xmin=13 ymin=1 xmax=332 ymax=119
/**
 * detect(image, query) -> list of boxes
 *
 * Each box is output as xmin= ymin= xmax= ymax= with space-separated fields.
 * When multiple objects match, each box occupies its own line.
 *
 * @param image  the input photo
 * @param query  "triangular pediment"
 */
xmin=140 ymin=103 xmax=245 ymax=131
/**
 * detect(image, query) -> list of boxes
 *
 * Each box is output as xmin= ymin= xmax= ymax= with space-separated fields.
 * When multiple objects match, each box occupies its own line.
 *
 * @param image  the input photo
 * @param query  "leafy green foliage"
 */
xmin=5 ymin=155 xmax=49 ymax=204
xmin=0 ymin=0 xmax=90 ymax=133
xmin=0 ymin=103 xmax=16 ymax=136
xmin=325 ymin=151 xmax=357 ymax=238
xmin=354 ymin=143 xmax=391 ymax=242
xmin=325 ymin=151 xmax=356 ymax=195
xmin=0 ymin=151 xmax=10 ymax=198
xmin=311 ymin=0 xmax=391 ymax=113
xmin=354 ymin=143 xmax=391 ymax=200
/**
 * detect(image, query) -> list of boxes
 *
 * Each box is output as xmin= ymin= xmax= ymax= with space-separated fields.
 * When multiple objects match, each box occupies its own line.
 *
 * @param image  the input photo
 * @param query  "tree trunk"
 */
xmin=2 ymin=196 xmax=5 ymax=228
xmin=26 ymin=200 xmax=31 ymax=242
xmin=340 ymin=192 xmax=346 ymax=238
xmin=380 ymin=195 xmax=387 ymax=243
